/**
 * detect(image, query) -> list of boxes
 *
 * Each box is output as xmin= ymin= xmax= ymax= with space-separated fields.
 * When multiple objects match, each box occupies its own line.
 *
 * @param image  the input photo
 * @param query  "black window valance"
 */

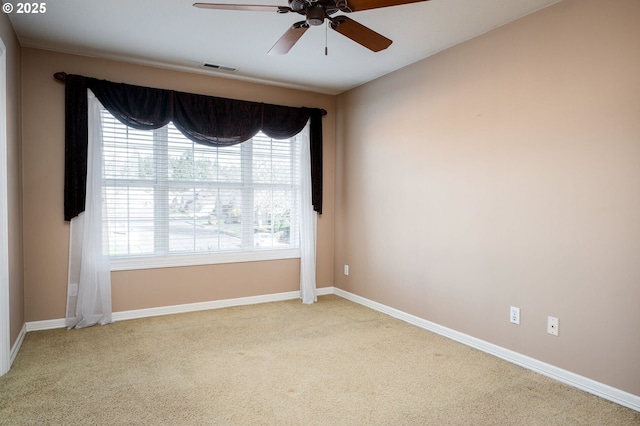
xmin=61 ymin=73 xmax=324 ymax=221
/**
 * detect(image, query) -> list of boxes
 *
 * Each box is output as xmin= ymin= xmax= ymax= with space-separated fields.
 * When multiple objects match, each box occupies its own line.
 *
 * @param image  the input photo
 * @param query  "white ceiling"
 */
xmin=7 ymin=0 xmax=559 ymax=94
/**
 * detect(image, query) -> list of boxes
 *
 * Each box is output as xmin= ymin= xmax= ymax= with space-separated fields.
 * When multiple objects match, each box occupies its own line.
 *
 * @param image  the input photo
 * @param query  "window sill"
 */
xmin=110 ymin=248 xmax=301 ymax=271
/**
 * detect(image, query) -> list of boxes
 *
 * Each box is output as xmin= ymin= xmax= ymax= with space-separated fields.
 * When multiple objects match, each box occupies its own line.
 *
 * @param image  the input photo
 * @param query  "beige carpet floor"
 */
xmin=1 ymin=295 xmax=638 ymax=425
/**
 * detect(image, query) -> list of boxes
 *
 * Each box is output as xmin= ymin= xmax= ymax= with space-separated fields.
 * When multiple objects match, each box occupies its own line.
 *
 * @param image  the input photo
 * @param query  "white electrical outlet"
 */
xmin=344 ymin=264 xmax=349 ymax=276
xmin=510 ymin=306 xmax=520 ymax=324
xmin=547 ymin=316 xmax=559 ymax=336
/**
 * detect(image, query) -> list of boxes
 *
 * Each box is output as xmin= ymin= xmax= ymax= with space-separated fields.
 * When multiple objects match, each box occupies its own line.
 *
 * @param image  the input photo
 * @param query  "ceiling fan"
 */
xmin=193 ymin=0 xmax=429 ymax=55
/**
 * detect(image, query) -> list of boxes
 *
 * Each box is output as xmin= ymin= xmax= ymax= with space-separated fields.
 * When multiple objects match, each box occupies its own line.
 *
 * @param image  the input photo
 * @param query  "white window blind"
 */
xmin=100 ymin=108 xmax=302 ymax=270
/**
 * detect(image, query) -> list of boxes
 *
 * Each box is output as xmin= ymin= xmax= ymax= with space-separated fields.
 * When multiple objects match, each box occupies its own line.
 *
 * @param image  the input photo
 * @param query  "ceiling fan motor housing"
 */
xmin=289 ymin=0 xmax=307 ymax=11
xmin=335 ymin=0 xmax=352 ymax=12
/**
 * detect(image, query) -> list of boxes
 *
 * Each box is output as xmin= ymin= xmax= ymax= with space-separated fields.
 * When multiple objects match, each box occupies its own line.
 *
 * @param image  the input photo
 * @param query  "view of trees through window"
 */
xmin=101 ymin=110 xmax=301 ymax=258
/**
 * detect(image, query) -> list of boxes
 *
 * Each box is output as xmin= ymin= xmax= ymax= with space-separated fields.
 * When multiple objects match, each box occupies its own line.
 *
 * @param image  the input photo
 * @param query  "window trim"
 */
xmin=110 ymin=248 xmax=301 ymax=271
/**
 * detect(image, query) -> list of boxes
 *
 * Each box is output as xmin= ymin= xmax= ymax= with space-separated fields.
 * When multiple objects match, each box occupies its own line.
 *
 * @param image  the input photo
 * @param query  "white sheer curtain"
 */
xmin=299 ymin=122 xmax=317 ymax=304
xmin=66 ymin=90 xmax=112 ymax=329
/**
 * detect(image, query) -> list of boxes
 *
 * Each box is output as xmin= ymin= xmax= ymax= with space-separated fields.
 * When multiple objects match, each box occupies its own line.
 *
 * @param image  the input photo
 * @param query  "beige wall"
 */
xmin=14 ymin=0 xmax=640 ymax=399
xmin=21 ymin=48 xmax=335 ymax=320
xmin=0 ymin=13 xmax=24 ymax=348
xmin=335 ymin=0 xmax=640 ymax=396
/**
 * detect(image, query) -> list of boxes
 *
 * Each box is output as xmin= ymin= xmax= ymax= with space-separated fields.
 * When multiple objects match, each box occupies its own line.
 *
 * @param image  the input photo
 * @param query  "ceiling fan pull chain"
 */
xmin=325 ymin=20 xmax=329 ymax=56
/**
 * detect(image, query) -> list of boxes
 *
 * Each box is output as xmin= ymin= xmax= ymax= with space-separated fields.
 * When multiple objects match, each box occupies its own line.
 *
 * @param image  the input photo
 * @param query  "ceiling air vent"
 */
xmin=203 ymin=62 xmax=237 ymax=72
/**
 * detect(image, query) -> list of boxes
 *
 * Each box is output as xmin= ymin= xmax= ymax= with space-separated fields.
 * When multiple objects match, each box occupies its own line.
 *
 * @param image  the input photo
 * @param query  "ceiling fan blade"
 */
xmin=338 ymin=0 xmax=428 ymax=12
xmin=330 ymin=16 xmax=392 ymax=52
xmin=268 ymin=22 xmax=309 ymax=55
xmin=193 ymin=2 xmax=290 ymax=12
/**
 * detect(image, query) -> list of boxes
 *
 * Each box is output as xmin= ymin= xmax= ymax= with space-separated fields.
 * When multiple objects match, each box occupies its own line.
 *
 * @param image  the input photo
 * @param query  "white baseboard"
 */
xmin=25 ymin=318 xmax=65 ymax=332
xmin=333 ymin=287 xmax=640 ymax=413
xmin=113 ymin=287 xmax=333 ymax=322
xmin=25 ymin=286 xmax=335 ymax=331
xmin=9 ymin=323 xmax=26 ymax=367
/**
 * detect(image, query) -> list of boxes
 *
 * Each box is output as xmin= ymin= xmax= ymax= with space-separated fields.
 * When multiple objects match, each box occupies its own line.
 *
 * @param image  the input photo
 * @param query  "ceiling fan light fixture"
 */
xmin=306 ymin=5 xmax=325 ymax=26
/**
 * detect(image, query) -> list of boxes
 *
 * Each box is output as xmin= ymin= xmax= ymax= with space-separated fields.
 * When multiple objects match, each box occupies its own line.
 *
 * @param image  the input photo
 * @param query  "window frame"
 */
xmin=99 ymin=109 xmax=303 ymax=271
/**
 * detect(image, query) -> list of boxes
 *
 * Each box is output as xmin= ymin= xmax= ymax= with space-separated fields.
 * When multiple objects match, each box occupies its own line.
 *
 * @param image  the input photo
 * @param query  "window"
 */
xmin=100 ymin=108 xmax=303 ymax=270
